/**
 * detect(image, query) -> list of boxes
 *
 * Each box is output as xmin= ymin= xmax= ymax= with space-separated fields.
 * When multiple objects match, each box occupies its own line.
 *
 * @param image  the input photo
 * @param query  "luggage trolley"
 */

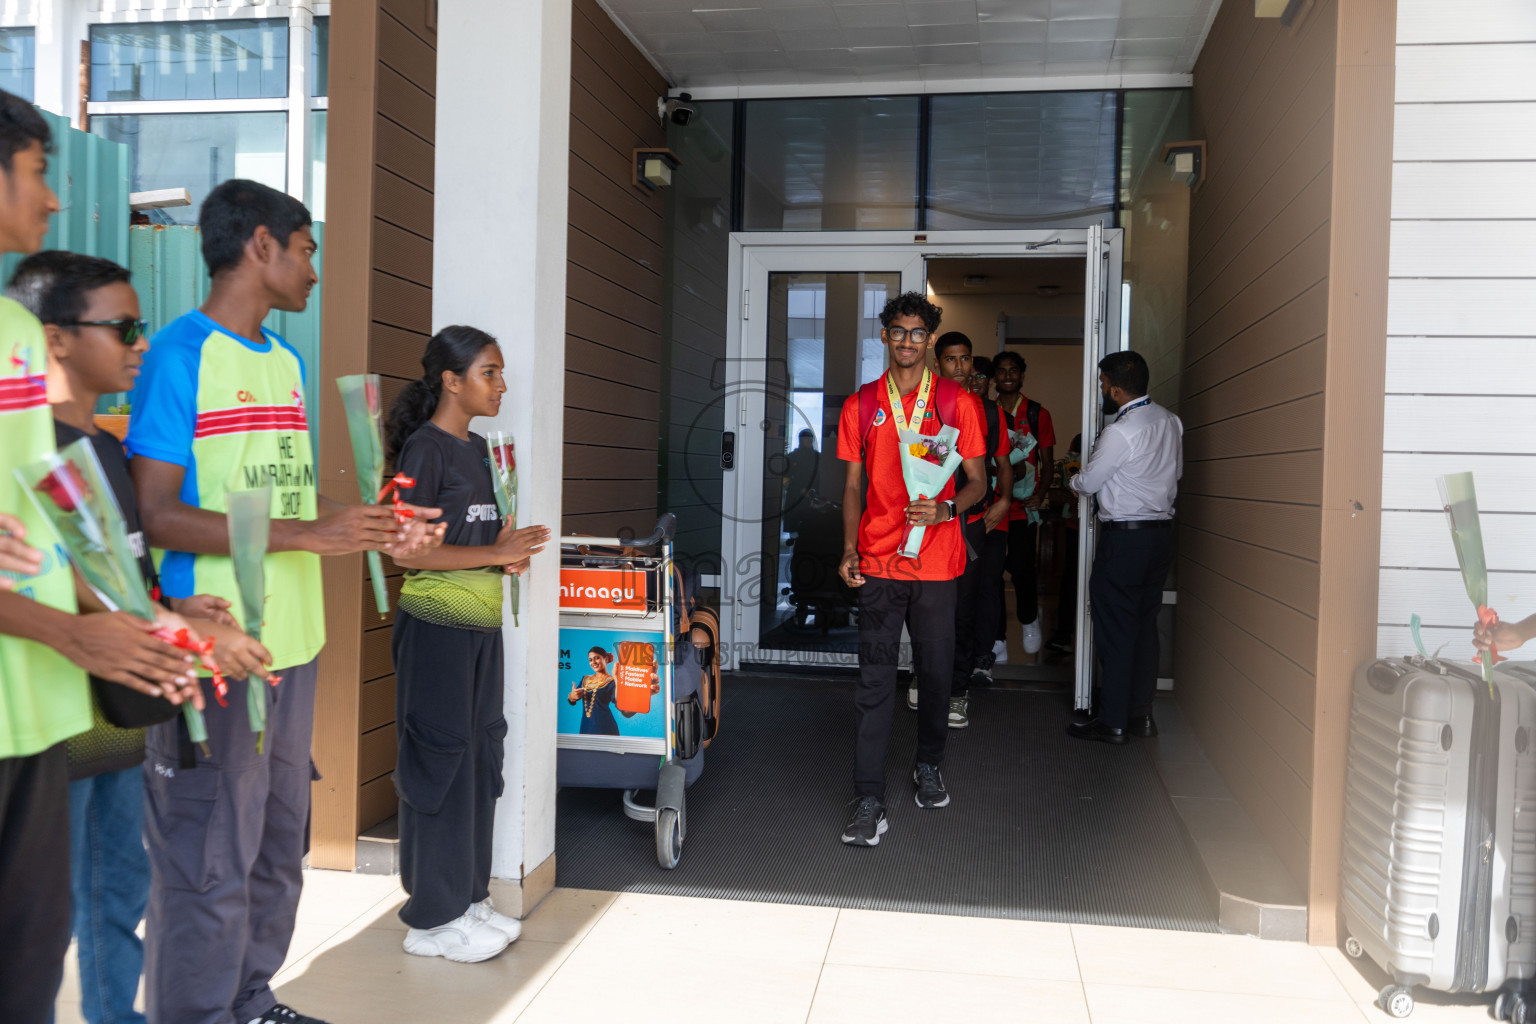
xmin=556 ymin=514 xmax=705 ymax=868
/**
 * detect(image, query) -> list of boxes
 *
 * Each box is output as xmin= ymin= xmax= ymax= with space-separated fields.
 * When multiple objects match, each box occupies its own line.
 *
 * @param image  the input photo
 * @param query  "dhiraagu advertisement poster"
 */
xmin=558 ymin=627 xmax=666 ymax=741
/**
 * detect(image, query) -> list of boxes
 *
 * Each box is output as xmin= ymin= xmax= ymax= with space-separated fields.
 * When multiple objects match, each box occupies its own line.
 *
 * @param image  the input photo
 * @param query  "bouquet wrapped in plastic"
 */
xmin=887 ymin=371 xmax=965 ymax=559
xmin=16 ymin=437 xmax=223 ymax=753
xmin=487 ymin=431 xmax=519 ymax=626
xmin=337 ymin=374 xmax=415 ymax=617
xmin=226 ymin=483 xmax=282 ymax=752
xmin=1438 ymin=472 xmax=1501 ymax=695
xmin=1007 ymin=423 xmax=1041 ymax=524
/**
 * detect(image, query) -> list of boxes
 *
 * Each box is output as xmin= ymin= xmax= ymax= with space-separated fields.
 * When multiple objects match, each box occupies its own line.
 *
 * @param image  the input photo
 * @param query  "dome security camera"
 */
xmin=659 ymin=92 xmax=696 ymax=127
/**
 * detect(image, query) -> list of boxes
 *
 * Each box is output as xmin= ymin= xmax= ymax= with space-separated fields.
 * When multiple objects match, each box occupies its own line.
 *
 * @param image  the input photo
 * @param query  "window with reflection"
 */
xmin=91 ymin=112 xmax=287 ymax=225
xmin=312 ymin=16 xmax=328 ymax=96
xmin=743 ymin=96 xmax=920 ymax=231
xmin=927 ymin=92 xmax=1118 ymax=229
xmin=0 ymin=29 xmax=34 ymax=102
xmin=90 ymin=20 xmax=289 ymax=101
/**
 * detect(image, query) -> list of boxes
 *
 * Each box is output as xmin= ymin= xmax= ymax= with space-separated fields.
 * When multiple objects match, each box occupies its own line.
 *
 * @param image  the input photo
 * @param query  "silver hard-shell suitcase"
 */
xmin=1341 ymin=656 xmax=1536 ymax=1019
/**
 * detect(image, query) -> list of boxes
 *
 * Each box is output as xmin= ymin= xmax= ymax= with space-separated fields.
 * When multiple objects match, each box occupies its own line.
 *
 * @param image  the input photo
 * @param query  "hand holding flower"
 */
xmin=0 ymin=512 xmax=42 ymax=584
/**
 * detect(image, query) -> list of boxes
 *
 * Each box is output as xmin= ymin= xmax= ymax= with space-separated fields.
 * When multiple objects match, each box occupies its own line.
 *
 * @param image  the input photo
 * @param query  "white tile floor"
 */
xmin=55 ymin=869 xmax=1502 ymax=1024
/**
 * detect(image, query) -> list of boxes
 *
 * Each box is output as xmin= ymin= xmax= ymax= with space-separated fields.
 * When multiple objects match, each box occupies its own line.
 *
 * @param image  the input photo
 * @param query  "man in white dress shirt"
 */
xmin=1067 ymin=351 xmax=1183 ymax=745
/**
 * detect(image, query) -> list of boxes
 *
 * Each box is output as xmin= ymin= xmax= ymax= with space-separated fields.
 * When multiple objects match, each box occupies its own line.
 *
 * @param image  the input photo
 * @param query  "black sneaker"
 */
xmin=913 ymin=763 xmax=950 ymax=808
xmin=948 ymin=694 xmax=970 ymax=728
xmin=841 ymin=796 xmax=889 ymax=846
xmin=247 ymin=1005 xmax=330 ymax=1024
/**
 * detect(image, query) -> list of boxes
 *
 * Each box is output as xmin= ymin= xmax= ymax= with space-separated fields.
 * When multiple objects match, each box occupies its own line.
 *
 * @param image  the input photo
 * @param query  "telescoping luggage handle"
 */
xmin=560 ymin=513 xmax=676 ymax=552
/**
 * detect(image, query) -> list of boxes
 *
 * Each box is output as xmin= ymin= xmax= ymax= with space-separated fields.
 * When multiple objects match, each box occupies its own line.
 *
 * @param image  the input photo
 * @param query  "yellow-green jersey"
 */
xmin=125 ymin=310 xmax=324 ymax=672
xmin=0 ymin=297 xmax=89 ymax=758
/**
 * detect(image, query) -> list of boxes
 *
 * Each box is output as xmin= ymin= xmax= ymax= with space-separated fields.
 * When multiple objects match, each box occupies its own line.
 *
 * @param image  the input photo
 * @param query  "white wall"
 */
xmin=432 ymin=0 xmax=570 ymax=888
xmin=1377 ymin=0 xmax=1536 ymax=659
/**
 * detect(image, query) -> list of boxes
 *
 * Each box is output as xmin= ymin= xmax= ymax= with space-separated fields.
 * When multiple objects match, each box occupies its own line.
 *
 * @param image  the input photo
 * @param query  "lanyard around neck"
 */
xmin=884 ymin=367 xmax=933 ymax=435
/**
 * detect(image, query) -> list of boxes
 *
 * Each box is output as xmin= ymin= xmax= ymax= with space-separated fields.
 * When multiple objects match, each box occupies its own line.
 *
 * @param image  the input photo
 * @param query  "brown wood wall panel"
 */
xmin=1182 ymin=283 xmax=1328 ymax=400
xmin=564 ymin=0 xmax=665 ymax=534
xmin=313 ymin=0 xmax=436 ymax=869
xmin=1179 ymin=495 xmax=1322 ymax=560
xmin=375 ymin=114 xmax=435 ymax=187
xmin=1180 ymin=339 xmax=1326 ymax=431
xmin=361 ymin=574 xmax=406 ymax=629
xmin=359 ymin=675 xmax=396 ymax=734
xmin=374 ymin=167 xmax=434 ymax=238
xmin=359 ymin=723 xmax=398 ymax=783
xmin=1180 ymin=450 xmax=1323 ymax=505
xmin=567 ymin=299 xmax=661 ymax=357
xmin=377 ymin=64 xmax=435 ymax=144
xmin=1174 ymin=0 xmax=1340 ymax=902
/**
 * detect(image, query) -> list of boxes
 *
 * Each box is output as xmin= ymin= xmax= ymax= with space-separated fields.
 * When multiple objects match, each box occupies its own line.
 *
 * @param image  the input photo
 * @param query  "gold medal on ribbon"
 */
xmin=884 ymin=367 xmax=933 ymax=436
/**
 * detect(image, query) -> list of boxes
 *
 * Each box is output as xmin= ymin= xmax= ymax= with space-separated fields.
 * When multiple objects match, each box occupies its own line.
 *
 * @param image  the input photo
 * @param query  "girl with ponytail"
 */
xmin=383 ymin=325 xmax=550 ymax=964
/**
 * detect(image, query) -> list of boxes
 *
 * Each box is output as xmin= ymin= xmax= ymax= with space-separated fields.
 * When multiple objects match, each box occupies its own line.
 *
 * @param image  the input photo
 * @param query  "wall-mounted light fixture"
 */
xmin=634 ymin=148 xmax=681 ymax=191
xmin=1255 ymin=0 xmax=1310 ymax=27
xmin=1161 ymin=140 xmax=1206 ymax=190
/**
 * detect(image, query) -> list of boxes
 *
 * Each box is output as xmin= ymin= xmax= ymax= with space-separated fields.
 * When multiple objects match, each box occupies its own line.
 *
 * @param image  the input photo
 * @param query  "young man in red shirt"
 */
xmin=993 ymin=351 xmax=1055 ymax=655
xmin=836 ymin=293 xmax=987 ymax=846
xmin=934 ymin=333 xmax=1012 ymax=729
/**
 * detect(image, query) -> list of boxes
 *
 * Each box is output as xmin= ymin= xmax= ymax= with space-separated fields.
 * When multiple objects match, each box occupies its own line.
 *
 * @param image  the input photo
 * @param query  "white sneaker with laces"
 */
xmin=403 ymin=911 xmax=510 ymax=963
xmin=992 ymin=639 xmax=1008 ymax=664
xmin=1022 ymin=617 xmax=1043 ymax=654
xmin=469 ymin=897 xmax=522 ymax=942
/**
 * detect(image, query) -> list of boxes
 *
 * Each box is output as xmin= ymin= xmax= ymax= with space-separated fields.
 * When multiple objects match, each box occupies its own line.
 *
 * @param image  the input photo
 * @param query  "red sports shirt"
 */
xmin=1000 ymin=393 xmax=1056 ymax=522
xmin=837 ymin=377 xmax=986 ymax=581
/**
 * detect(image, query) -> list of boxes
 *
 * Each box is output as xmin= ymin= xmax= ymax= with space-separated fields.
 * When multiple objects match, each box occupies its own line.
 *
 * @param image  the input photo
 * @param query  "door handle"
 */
xmin=721 ymin=431 xmax=735 ymax=471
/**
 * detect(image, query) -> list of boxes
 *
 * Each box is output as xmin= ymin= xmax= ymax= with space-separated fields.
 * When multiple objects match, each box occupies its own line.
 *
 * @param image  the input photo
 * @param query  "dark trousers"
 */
xmin=1006 ymin=518 xmax=1040 ymax=625
xmin=1089 ymin=526 xmax=1176 ymax=730
xmin=1054 ymin=527 xmax=1080 ymax=641
xmin=0 ymin=744 xmax=70 ymax=1024
xmin=854 ymin=575 xmax=955 ymax=800
xmin=953 ymin=518 xmax=1007 ymax=692
xmin=143 ymin=658 xmax=319 ymax=1024
xmin=392 ymin=611 xmax=506 ymax=930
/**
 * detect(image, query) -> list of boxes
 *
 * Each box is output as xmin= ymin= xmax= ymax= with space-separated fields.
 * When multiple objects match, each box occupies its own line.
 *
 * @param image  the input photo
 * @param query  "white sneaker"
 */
xmin=403 ymin=911 xmax=510 ymax=963
xmin=1022 ymin=618 xmax=1043 ymax=654
xmin=469 ymin=897 xmax=522 ymax=942
xmin=992 ymin=639 xmax=1008 ymax=664
xmin=906 ymin=683 xmax=919 ymax=710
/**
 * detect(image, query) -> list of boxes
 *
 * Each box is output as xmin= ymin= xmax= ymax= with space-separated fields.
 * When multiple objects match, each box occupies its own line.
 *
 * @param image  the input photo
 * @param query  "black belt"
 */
xmin=1100 ymin=519 xmax=1173 ymax=531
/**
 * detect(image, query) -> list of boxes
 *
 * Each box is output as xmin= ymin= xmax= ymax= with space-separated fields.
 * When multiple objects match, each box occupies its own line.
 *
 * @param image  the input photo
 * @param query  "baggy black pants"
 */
xmin=953 ymin=517 xmax=1007 ymax=693
xmin=854 ymin=575 xmax=955 ymax=801
xmin=0 ymin=743 xmax=70 ymax=1024
xmin=391 ymin=611 xmax=506 ymax=930
xmin=1088 ymin=526 xmax=1176 ymax=730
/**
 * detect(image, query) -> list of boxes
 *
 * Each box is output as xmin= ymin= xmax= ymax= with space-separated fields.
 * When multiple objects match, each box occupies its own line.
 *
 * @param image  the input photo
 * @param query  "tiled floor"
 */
xmin=55 ymin=869 xmax=1504 ymax=1023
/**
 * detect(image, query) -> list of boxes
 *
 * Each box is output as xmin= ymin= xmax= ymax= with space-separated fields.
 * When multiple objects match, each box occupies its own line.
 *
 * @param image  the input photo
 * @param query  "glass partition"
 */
xmin=0 ymin=29 xmax=34 ymax=102
xmin=742 ymin=96 xmax=920 ymax=231
xmin=927 ymin=91 xmax=1118 ymax=229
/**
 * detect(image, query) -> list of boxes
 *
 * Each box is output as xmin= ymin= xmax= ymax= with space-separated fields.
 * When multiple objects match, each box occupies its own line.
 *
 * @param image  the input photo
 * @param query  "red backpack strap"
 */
xmin=933 ymin=376 xmax=961 ymax=429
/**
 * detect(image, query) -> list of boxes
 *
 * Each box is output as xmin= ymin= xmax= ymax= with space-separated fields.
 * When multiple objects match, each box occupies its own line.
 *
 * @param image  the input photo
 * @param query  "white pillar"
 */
xmin=432 ymin=0 xmax=570 ymax=913
xmin=286 ymin=0 xmax=314 ymax=204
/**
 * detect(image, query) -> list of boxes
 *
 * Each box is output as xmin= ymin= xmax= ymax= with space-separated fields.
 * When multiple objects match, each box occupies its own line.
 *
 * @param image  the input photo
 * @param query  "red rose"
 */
xmin=34 ymin=461 xmax=90 ymax=514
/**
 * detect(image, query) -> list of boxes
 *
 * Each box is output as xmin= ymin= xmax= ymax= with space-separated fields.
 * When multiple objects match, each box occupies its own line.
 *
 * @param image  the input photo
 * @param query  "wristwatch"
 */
xmin=943 ymin=499 xmax=957 ymax=522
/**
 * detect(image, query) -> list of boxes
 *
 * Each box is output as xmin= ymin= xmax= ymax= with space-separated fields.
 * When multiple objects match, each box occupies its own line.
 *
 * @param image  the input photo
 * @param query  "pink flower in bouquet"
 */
xmin=493 ymin=441 xmax=515 ymax=474
xmin=34 ymin=460 xmax=91 ymax=514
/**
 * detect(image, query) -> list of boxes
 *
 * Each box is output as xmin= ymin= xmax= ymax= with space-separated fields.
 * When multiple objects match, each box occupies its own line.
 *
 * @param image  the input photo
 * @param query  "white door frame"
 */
xmin=720 ymin=229 xmax=1124 ymax=711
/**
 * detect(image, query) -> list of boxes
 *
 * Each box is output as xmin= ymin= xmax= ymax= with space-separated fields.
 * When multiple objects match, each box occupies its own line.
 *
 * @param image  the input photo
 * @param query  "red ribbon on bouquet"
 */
xmin=377 ymin=473 xmax=417 ymax=524
xmin=1478 ymin=605 xmax=1508 ymax=668
xmin=152 ymin=627 xmax=229 ymax=706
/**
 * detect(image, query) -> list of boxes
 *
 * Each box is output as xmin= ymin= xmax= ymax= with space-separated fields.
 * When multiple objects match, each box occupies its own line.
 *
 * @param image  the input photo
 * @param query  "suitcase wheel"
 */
xmin=1495 ymin=990 xmax=1514 ymax=1021
xmin=656 ymin=806 xmax=682 ymax=870
xmin=1379 ymin=985 xmax=1414 ymax=1019
xmin=1343 ymin=936 xmax=1363 ymax=959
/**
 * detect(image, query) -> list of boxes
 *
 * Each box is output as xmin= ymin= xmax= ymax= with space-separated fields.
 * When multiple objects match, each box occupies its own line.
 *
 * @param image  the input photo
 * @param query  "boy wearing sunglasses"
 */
xmin=9 ymin=250 xmax=273 ymax=1024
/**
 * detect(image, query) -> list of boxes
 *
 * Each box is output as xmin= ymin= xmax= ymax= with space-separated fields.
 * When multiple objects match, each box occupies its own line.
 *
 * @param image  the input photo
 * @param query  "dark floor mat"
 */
xmin=555 ymin=673 xmax=1219 ymax=931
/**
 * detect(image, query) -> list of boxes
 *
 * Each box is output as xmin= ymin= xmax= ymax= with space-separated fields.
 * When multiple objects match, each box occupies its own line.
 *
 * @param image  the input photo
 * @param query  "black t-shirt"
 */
xmin=395 ymin=422 xmax=501 ymax=550
xmin=55 ymin=421 xmax=158 ymax=599
xmin=54 ymin=421 xmax=159 ymax=779
xmin=394 ymin=422 xmax=506 ymax=630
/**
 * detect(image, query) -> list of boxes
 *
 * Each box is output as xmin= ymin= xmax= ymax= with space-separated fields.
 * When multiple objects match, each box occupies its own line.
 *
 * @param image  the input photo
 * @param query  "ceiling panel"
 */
xmin=600 ymin=0 xmax=1219 ymax=91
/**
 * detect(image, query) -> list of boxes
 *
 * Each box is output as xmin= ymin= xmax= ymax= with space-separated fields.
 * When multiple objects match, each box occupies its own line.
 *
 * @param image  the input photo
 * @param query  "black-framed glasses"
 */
xmin=59 ymin=319 xmax=149 ymax=347
xmin=885 ymin=326 xmax=932 ymax=344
